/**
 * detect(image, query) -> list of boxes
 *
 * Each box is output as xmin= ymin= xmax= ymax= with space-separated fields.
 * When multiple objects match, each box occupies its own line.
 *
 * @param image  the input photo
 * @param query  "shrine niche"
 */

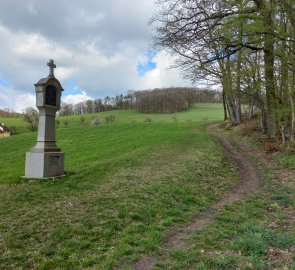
xmin=45 ymin=85 xmax=57 ymax=107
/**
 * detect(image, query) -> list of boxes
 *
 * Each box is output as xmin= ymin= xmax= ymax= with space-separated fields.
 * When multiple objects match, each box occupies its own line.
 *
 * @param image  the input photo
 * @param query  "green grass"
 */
xmin=1 ymin=103 xmax=223 ymax=135
xmin=0 ymin=117 xmax=29 ymax=134
xmin=58 ymin=103 xmax=223 ymax=126
xmin=153 ymin=130 xmax=295 ymax=270
xmin=1 ymin=104 xmax=294 ymax=269
xmin=0 ymin=104 xmax=240 ymax=269
xmin=162 ymin=184 xmax=295 ymax=270
xmin=275 ymin=155 xmax=295 ymax=170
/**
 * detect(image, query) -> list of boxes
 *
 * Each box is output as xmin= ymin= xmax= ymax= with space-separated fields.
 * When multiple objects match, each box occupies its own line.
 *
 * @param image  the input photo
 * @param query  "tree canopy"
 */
xmin=152 ymin=0 xmax=295 ymax=142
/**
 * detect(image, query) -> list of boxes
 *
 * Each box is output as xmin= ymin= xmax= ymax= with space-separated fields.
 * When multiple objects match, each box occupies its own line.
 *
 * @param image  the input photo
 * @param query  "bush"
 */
xmin=285 ymin=141 xmax=295 ymax=154
xmin=63 ymin=119 xmax=69 ymax=127
xmin=23 ymin=107 xmax=39 ymax=132
xmin=55 ymin=119 xmax=60 ymax=128
xmin=9 ymin=126 xmax=17 ymax=135
xmin=105 ymin=115 xmax=115 ymax=124
xmin=91 ymin=118 xmax=101 ymax=126
xmin=144 ymin=117 xmax=152 ymax=122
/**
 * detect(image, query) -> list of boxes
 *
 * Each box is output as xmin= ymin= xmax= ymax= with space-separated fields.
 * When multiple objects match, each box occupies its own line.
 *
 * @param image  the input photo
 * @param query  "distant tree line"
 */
xmin=0 ymin=109 xmax=21 ymax=118
xmin=59 ymin=98 xmax=113 ymax=116
xmin=59 ymin=87 xmax=221 ymax=116
xmin=135 ymin=88 xmax=220 ymax=113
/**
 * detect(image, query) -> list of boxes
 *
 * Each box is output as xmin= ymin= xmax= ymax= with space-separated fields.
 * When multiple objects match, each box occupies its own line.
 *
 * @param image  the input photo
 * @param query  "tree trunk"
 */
xmin=290 ymin=70 xmax=295 ymax=141
xmin=222 ymin=90 xmax=228 ymax=121
xmin=235 ymin=29 xmax=243 ymax=124
xmin=263 ymin=3 xmax=277 ymax=138
xmin=248 ymin=97 xmax=254 ymax=120
xmin=225 ymin=94 xmax=237 ymax=124
xmin=258 ymin=93 xmax=267 ymax=134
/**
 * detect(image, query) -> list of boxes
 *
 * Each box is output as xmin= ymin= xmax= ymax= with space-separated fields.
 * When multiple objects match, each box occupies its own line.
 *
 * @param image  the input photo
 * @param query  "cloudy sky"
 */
xmin=0 ymin=0 xmax=191 ymax=112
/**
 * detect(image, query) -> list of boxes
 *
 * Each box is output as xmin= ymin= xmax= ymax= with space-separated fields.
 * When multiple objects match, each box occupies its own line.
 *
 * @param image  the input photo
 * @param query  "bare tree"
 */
xmin=23 ymin=107 xmax=39 ymax=131
xmin=151 ymin=0 xmax=295 ymax=140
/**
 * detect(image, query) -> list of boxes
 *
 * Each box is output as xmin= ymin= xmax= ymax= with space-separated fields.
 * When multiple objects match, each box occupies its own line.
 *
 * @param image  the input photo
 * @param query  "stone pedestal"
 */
xmin=25 ymin=152 xmax=64 ymax=178
xmin=24 ymin=59 xmax=65 ymax=179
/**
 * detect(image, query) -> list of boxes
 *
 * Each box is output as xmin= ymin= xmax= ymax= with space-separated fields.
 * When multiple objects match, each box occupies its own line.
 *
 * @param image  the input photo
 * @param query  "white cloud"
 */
xmin=15 ymin=93 xmax=35 ymax=112
xmin=62 ymin=91 xmax=92 ymax=104
xmin=13 ymin=32 xmax=72 ymax=61
xmin=0 ymin=85 xmax=36 ymax=113
xmin=138 ymin=52 xmax=189 ymax=89
xmin=0 ymin=1 xmax=192 ymax=111
xmin=0 ymin=85 xmax=14 ymax=110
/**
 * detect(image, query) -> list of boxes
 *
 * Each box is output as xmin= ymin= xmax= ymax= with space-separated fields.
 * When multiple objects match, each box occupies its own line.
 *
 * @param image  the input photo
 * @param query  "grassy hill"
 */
xmin=0 ymin=104 xmax=237 ymax=269
xmin=0 ymin=117 xmax=29 ymax=134
xmin=1 ymin=104 xmax=293 ymax=269
xmin=58 ymin=103 xmax=223 ymax=126
xmin=0 ymin=103 xmax=222 ymax=136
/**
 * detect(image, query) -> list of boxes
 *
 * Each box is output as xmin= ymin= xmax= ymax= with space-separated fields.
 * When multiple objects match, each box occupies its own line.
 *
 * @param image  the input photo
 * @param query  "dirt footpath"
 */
xmin=120 ymin=124 xmax=264 ymax=270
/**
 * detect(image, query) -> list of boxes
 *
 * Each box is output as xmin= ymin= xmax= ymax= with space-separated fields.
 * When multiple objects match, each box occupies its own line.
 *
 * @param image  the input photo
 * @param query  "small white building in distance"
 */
xmin=0 ymin=123 xmax=11 ymax=138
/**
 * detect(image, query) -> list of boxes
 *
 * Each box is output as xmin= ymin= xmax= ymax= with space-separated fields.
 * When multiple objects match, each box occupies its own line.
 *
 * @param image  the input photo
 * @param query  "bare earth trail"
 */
xmin=120 ymin=124 xmax=264 ymax=270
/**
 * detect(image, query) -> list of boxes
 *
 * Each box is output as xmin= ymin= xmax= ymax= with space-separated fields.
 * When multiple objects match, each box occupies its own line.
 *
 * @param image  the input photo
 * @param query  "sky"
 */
xmin=0 ymin=0 xmax=191 ymax=112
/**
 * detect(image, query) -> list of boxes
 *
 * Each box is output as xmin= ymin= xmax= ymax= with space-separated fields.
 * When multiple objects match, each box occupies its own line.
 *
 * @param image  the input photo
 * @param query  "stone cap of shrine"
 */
xmin=34 ymin=77 xmax=64 ymax=91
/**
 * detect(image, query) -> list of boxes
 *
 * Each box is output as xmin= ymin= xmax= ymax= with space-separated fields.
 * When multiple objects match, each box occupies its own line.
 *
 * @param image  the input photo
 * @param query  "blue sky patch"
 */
xmin=63 ymin=80 xmax=84 ymax=95
xmin=0 ymin=77 xmax=10 ymax=88
xmin=137 ymin=50 xmax=157 ymax=76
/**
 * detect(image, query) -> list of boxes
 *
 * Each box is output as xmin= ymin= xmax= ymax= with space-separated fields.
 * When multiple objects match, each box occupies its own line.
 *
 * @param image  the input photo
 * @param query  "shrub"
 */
xmin=91 ymin=118 xmax=101 ymax=126
xmin=9 ymin=126 xmax=17 ymax=135
xmin=105 ymin=115 xmax=115 ymax=124
xmin=144 ymin=117 xmax=152 ymax=122
xmin=265 ymin=141 xmax=279 ymax=152
xmin=23 ymin=107 xmax=39 ymax=132
xmin=55 ymin=119 xmax=60 ymax=128
xmin=63 ymin=119 xmax=69 ymax=127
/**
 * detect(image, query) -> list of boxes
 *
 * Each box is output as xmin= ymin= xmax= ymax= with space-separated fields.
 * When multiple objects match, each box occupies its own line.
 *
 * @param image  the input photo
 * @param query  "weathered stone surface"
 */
xmin=25 ymin=60 xmax=65 ymax=179
xmin=25 ymin=152 xmax=64 ymax=178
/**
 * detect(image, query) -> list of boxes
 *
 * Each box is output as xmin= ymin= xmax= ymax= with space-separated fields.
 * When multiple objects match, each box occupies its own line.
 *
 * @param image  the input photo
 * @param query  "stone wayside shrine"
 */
xmin=25 ymin=60 xmax=65 ymax=179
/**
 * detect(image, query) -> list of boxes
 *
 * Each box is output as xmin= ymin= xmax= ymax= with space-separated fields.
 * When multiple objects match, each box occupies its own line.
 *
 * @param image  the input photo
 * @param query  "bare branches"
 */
xmin=151 ymin=0 xmax=295 ymax=140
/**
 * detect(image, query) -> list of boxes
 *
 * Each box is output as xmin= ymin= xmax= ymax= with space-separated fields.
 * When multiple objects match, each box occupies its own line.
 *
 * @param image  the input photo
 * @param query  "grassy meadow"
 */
xmin=0 ymin=103 xmax=294 ymax=269
xmin=151 ymin=127 xmax=295 ymax=270
xmin=0 ymin=103 xmax=236 ymax=269
xmin=58 ymin=103 xmax=223 ymax=125
xmin=0 ymin=117 xmax=30 ymax=135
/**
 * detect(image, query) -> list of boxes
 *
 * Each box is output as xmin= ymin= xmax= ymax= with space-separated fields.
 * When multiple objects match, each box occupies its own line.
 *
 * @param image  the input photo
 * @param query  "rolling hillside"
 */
xmin=0 ymin=104 xmax=294 ymax=269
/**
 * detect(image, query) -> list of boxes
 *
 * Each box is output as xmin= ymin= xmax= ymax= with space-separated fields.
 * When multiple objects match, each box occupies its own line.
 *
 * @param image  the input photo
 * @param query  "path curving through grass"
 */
xmin=131 ymin=123 xmax=263 ymax=270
